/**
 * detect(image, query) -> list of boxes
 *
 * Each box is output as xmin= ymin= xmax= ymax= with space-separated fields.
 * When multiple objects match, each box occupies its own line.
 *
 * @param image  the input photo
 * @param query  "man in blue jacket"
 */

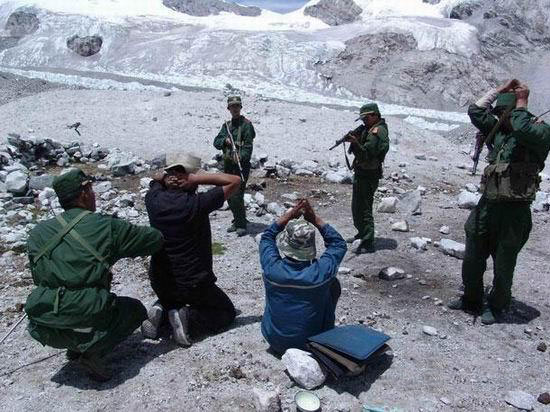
xmin=259 ymin=199 xmax=347 ymax=355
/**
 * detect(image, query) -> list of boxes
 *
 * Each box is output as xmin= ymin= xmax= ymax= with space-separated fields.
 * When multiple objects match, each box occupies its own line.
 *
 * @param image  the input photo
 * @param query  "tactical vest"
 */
xmin=353 ymin=123 xmax=386 ymax=173
xmin=480 ymin=139 xmax=541 ymax=202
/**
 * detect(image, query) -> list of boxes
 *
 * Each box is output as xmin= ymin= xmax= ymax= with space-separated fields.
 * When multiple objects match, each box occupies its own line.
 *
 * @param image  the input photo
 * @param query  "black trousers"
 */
xmin=153 ymin=281 xmax=236 ymax=336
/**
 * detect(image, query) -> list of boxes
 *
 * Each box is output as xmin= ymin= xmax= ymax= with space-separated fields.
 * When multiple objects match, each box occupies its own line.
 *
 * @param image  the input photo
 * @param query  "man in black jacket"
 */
xmin=143 ymin=153 xmax=241 ymax=346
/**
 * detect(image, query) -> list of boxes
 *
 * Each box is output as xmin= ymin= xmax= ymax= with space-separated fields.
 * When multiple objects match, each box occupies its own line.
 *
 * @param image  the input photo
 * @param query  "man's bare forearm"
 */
xmin=190 ymin=172 xmax=240 ymax=187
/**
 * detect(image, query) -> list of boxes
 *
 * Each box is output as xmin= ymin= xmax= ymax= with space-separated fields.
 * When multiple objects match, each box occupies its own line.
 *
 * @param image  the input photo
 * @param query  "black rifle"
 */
xmin=329 ymin=132 xmax=354 ymax=151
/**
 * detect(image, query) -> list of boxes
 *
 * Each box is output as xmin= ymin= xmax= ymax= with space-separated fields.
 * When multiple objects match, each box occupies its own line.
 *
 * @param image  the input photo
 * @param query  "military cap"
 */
xmin=227 ymin=95 xmax=242 ymax=107
xmin=492 ymin=93 xmax=517 ymax=114
xmin=356 ymin=103 xmax=381 ymax=121
xmin=52 ymin=168 xmax=91 ymax=203
xmin=276 ymin=218 xmax=317 ymax=261
xmin=165 ymin=152 xmax=201 ymax=174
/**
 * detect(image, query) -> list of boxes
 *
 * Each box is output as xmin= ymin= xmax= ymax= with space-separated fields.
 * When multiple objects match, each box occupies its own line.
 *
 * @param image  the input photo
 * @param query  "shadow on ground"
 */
xmin=327 ymin=352 xmax=394 ymax=398
xmin=246 ymin=222 xmax=269 ymax=236
xmin=499 ymin=298 xmax=541 ymax=325
xmin=374 ymin=237 xmax=398 ymax=252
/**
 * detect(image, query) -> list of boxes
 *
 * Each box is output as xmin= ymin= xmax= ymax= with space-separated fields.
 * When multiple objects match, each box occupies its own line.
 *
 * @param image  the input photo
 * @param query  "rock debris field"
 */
xmin=0 ymin=79 xmax=549 ymax=411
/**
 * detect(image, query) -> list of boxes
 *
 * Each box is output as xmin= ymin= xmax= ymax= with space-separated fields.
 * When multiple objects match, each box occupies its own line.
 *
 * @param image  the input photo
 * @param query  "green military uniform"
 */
xmin=463 ymin=93 xmax=550 ymax=313
xmin=349 ymin=103 xmax=390 ymax=249
xmin=25 ymin=170 xmax=163 ymax=358
xmin=213 ymin=96 xmax=256 ymax=230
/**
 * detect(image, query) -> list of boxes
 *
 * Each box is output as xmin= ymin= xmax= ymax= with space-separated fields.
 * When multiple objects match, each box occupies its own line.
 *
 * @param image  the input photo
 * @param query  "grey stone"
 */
xmin=379 ymin=267 xmax=406 ymax=281
xmin=410 ymin=237 xmax=429 ymax=251
xmin=67 ymin=35 xmax=103 ymax=57
xmin=294 ymin=168 xmax=314 ymax=177
xmin=5 ymin=10 xmax=39 ymax=38
xmin=423 ymin=326 xmax=438 ymax=336
xmin=532 ymin=192 xmax=549 ymax=212
xmin=391 ymin=220 xmax=409 ymax=232
xmin=0 ymin=182 xmax=6 ymax=193
xmin=415 ymin=154 xmax=427 ymax=161
xmin=281 ymin=349 xmax=326 ymax=390
xmin=112 ymin=161 xmax=136 ymax=177
xmin=465 ymin=183 xmax=478 ymax=193
xmin=275 ymin=165 xmax=291 ymax=178
xmin=504 ymin=390 xmax=535 ymax=411
xmin=267 ymin=202 xmax=285 ymax=217
xmin=439 ymin=225 xmax=450 ymax=235
xmin=304 ymin=0 xmax=363 ymax=26
xmin=398 ymin=190 xmax=422 ymax=215
xmin=163 ymin=0 xmax=261 ymax=17
xmin=458 ymin=190 xmax=481 ymax=209
xmin=151 ymin=153 xmax=167 ymax=169
xmin=377 ymin=197 xmax=398 ymax=213
xmin=253 ymin=387 xmax=282 ymax=412
xmin=94 ymin=181 xmax=112 ymax=194
xmin=29 ymin=174 xmax=53 ymax=190
xmin=254 ymin=192 xmax=265 ymax=206
xmin=6 ymin=170 xmax=28 ymax=195
xmin=324 ymin=169 xmax=352 ymax=184
xmin=439 ymin=239 xmax=466 ymax=259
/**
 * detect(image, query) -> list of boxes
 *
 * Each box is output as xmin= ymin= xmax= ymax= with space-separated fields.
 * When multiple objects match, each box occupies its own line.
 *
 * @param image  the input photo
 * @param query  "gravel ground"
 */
xmin=0 ymin=82 xmax=549 ymax=411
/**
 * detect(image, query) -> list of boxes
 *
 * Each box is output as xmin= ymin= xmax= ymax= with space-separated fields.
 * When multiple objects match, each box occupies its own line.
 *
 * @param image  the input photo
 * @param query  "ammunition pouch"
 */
xmin=480 ymin=162 xmax=540 ymax=202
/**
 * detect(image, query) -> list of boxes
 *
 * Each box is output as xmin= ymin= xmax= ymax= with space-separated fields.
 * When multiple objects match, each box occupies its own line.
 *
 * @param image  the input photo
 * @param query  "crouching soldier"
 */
xmin=25 ymin=168 xmax=164 ymax=381
xmin=259 ymin=199 xmax=347 ymax=354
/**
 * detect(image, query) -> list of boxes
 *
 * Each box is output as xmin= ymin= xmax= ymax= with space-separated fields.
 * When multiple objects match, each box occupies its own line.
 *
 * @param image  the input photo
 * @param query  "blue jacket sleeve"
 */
xmin=316 ymin=224 xmax=348 ymax=281
xmin=259 ymin=222 xmax=283 ymax=277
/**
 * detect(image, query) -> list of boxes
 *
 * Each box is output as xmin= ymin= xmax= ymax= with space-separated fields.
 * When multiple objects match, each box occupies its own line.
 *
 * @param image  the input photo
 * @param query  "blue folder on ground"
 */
xmin=308 ymin=325 xmax=390 ymax=361
xmin=307 ymin=325 xmax=391 ymax=377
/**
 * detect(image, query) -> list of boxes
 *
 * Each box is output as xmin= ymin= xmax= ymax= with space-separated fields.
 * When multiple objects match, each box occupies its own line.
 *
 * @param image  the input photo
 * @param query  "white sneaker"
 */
xmin=141 ymin=303 xmax=164 ymax=340
xmin=168 ymin=307 xmax=192 ymax=347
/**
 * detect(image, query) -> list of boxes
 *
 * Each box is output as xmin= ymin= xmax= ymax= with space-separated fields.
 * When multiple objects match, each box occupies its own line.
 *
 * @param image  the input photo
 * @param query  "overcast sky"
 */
xmin=231 ymin=0 xmax=309 ymax=13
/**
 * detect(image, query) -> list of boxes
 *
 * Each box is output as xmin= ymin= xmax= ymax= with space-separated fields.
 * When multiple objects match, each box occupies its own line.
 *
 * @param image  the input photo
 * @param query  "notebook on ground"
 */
xmin=307 ymin=325 xmax=390 ymax=362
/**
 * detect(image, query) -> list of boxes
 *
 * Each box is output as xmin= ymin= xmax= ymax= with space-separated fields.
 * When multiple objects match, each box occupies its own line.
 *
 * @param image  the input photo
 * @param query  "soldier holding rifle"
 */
xmin=333 ymin=103 xmax=389 ymax=254
xmin=448 ymin=80 xmax=550 ymax=324
xmin=213 ymin=96 xmax=256 ymax=237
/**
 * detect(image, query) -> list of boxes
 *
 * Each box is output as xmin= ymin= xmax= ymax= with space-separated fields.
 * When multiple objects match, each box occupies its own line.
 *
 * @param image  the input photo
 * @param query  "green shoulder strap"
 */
xmin=33 ymin=210 xmax=91 ymax=264
xmin=56 ymin=215 xmax=111 ymax=271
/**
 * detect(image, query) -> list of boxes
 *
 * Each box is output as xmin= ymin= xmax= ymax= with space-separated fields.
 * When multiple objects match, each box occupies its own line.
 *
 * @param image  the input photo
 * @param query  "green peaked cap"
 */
xmin=227 ymin=95 xmax=242 ymax=107
xmin=356 ymin=103 xmax=380 ymax=121
xmin=52 ymin=168 xmax=91 ymax=203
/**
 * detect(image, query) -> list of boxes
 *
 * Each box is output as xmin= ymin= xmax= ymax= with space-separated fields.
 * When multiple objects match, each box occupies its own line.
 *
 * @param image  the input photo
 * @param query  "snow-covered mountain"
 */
xmin=0 ymin=0 xmax=549 ymax=128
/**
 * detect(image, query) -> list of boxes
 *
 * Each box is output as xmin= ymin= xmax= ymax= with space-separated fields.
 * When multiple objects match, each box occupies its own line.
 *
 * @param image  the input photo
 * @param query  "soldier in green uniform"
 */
xmin=346 ymin=103 xmax=390 ymax=254
xmin=24 ymin=168 xmax=164 ymax=381
xmin=448 ymin=80 xmax=550 ymax=324
xmin=213 ymin=95 xmax=256 ymax=236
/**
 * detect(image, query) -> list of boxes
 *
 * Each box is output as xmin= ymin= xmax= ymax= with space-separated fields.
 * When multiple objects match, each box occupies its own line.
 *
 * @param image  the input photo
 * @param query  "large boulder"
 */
xmin=377 ymin=197 xmax=398 ymax=213
xmin=163 ymin=0 xmax=261 ymax=17
xmin=304 ymin=0 xmax=363 ymax=26
xmin=5 ymin=10 xmax=40 ymax=37
xmin=67 ymin=35 xmax=103 ymax=57
xmin=281 ymin=349 xmax=326 ymax=390
xmin=439 ymin=239 xmax=466 ymax=259
xmin=29 ymin=174 xmax=54 ymax=191
xmin=6 ymin=170 xmax=28 ymax=195
xmin=398 ymin=190 xmax=422 ymax=215
xmin=458 ymin=190 xmax=481 ymax=209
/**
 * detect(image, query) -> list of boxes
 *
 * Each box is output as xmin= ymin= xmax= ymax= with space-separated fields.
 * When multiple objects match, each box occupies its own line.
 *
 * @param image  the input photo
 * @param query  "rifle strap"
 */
xmin=343 ymin=142 xmax=353 ymax=171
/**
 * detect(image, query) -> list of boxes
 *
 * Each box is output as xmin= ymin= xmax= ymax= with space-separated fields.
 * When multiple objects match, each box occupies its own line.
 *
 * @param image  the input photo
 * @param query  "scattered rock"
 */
xmin=532 ymin=192 xmax=549 ymax=213
xmin=504 ymin=390 xmax=535 ymax=411
xmin=391 ymin=220 xmax=409 ymax=232
xmin=410 ymin=237 xmax=429 ymax=251
xmin=458 ymin=190 xmax=481 ymax=209
xmin=537 ymin=342 xmax=547 ymax=352
xmin=253 ymin=387 xmax=282 ymax=412
xmin=303 ymin=0 xmax=363 ymax=26
xmin=538 ymin=392 xmax=550 ymax=405
xmin=338 ymin=267 xmax=352 ymax=275
xmin=422 ymin=326 xmax=438 ymax=336
xmin=415 ymin=154 xmax=427 ymax=161
xmin=267 ymin=202 xmax=285 ymax=217
xmin=5 ymin=10 xmax=40 ymax=38
xmin=379 ymin=267 xmax=406 ymax=281
xmin=67 ymin=35 xmax=103 ymax=57
xmin=6 ymin=170 xmax=28 ymax=195
xmin=398 ymin=190 xmax=422 ymax=215
xmin=377 ymin=197 xmax=398 ymax=213
xmin=439 ymin=239 xmax=466 ymax=259
xmin=439 ymin=225 xmax=450 ymax=235
xmin=281 ymin=349 xmax=326 ymax=390
xmin=465 ymin=183 xmax=478 ymax=193
xmin=94 ymin=181 xmax=113 ymax=194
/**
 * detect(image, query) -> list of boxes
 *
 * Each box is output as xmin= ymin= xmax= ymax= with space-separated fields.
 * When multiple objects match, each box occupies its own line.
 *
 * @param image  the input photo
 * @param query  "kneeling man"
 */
xmin=259 ymin=200 xmax=347 ymax=355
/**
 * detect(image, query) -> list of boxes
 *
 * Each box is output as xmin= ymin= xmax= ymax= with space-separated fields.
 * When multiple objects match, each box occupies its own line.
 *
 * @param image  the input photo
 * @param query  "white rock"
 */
xmin=324 ymin=170 xmax=352 ymax=184
xmin=350 ymin=239 xmax=362 ymax=253
xmin=391 ymin=220 xmax=409 ymax=232
xmin=140 ymin=177 xmax=152 ymax=189
xmin=415 ymin=154 xmax=427 ymax=160
xmin=532 ymin=191 xmax=549 ymax=213
xmin=255 ymin=233 xmax=263 ymax=244
xmin=254 ymin=192 xmax=265 ymax=206
xmin=504 ymin=390 xmax=535 ymax=411
xmin=281 ymin=193 xmax=298 ymax=201
xmin=377 ymin=197 xmax=398 ymax=213
xmin=6 ymin=170 xmax=28 ymax=195
xmin=439 ymin=239 xmax=465 ymax=259
xmin=294 ymin=169 xmax=314 ymax=177
xmin=267 ymin=202 xmax=285 ymax=217
xmin=410 ymin=237 xmax=428 ymax=251
xmin=458 ymin=190 xmax=481 ymax=209
xmin=379 ymin=267 xmax=406 ymax=281
xmin=299 ymin=160 xmax=319 ymax=173
xmin=423 ymin=326 xmax=438 ymax=336
xmin=253 ymin=388 xmax=281 ymax=412
xmin=439 ymin=226 xmax=450 ymax=235
xmin=338 ymin=267 xmax=352 ymax=275
xmin=275 ymin=165 xmax=291 ymax=177
xmin=417 ymin=186 xmax=427 ymax=195
xmin=0 ymin=182 xmax=6 ymax=193
xmin=465 ymin=183 xmax=478 ymax=193
xmin=29 ymin=175 xmax=54 ymax=191
xmin=244 ymin=193 xmax=253 ymax=206
xmin=94 ymin=181 xmax=113 ymax=194
xmin=281 ymin=349 xmax=326 ymax=390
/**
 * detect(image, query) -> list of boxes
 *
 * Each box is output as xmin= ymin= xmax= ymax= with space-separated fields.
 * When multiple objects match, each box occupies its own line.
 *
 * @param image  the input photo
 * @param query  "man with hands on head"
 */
xmin=259 ymin=199 xmax=347 ymax=355
xmin=448 ymin=80 xmax=550 ymax=325
xmin=143 ymin=153 xmax=241 ymax=346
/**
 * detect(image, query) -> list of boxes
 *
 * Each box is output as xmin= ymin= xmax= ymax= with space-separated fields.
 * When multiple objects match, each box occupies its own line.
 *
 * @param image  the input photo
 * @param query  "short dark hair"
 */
xmin=59 ymin=183 xmax=90 ymax=210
